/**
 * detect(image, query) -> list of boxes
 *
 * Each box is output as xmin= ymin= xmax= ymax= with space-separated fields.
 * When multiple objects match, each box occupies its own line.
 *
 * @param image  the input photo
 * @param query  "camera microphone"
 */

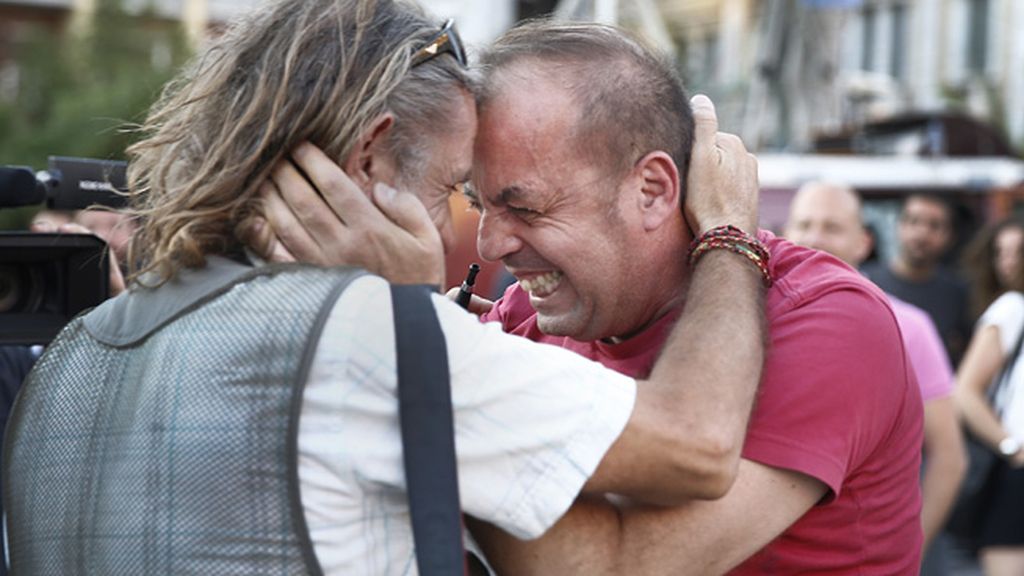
xmin=0 ymin=167 xmax=46 ymax=207
xmin=0 ymin=157 xmax=127 ymax=210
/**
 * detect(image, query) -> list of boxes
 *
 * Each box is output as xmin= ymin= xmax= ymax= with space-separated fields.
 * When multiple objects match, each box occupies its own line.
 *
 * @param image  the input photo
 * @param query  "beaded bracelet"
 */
xmin=688 ymin=225 xmax=772 ymax=287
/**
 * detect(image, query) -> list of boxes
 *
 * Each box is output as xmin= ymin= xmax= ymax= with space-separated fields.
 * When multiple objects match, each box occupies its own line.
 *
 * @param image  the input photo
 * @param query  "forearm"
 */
xmin=473 ymin=460 xmax=823 ymax=575
xmin=646 ymin=249 xmax=766 ymax=496
xmin=468 ymin=497 xmax=624 ymax=576
xmin=957 ymin=390 xmax=1007 ymax=448
xmin=920 ymin=456 xmax=963 ymax=547
xmin=954 ymin=325 xmax=1007 ymax=449
xmin=920 ymin=397 xmax=967 ymax=547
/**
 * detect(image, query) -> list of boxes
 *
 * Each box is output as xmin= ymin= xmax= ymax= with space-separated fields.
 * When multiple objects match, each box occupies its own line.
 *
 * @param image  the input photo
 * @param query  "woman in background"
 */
xmin=956 ymin=215 xmax=1024 ymax=576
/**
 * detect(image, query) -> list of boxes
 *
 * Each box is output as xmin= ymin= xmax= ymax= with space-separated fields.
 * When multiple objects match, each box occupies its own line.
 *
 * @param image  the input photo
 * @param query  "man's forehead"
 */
xmin=904 ymin=197 xmax=950 ymax=220
xmin=794 ymin=186 xmax=860 ymax=223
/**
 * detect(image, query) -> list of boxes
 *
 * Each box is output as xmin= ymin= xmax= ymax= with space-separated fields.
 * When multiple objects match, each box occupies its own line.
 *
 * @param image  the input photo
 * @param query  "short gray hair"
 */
xmin=479 ymin=20 xmax=693 ymax=199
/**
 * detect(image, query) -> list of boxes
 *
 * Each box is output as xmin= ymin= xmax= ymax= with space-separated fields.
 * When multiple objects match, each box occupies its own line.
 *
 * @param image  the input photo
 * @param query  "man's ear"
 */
xmin=854 ymin=226 xmax=874 ymax=265
xmin=342 ymin=113 xmax=398 ymax=190
xmin=634 ymin=151 xmax=681 ymax=231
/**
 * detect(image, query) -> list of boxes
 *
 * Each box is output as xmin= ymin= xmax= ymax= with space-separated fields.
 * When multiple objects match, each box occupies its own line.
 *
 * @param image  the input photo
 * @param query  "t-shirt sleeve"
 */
xmin=896 ymin=302 xmax=954 ymax=402
xmin=432 ymin=293 xmax=636 ymax=540
xmin=979 ymin=292 xmax=1024 ymax=354
xmin=742 ymin=285 xmax=914 ymax=500
xmin=307 ymin=276 xmax=636 ymax=542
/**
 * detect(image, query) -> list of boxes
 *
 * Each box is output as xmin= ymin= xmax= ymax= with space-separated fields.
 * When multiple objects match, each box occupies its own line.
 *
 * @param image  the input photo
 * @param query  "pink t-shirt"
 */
xmin=481 ymin=231 xmax=924 ymax=574
xmin=887 ymin=295 xmax=955 ymax=402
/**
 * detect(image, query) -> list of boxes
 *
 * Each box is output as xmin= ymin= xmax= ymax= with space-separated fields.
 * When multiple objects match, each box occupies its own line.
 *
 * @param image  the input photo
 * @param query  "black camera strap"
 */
xmin=390 ymin=285 xmax=466 ymax=575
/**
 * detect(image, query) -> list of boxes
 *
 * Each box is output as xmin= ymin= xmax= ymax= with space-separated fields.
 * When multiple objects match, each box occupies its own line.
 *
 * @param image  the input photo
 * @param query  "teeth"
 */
xmin=519 ymin=271 xmax=563 ymax=297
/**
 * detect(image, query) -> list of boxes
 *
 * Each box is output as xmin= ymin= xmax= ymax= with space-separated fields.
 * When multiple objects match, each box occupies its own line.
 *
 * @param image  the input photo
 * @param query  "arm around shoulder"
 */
xmin=586 ymin=248 xmax=766 ymax=503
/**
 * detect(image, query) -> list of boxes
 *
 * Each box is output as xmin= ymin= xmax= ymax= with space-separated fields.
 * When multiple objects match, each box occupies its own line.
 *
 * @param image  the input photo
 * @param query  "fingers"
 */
xmin=30 ymin=219 xmax=57 ymax=233
xmin=690 ymin=94 xmax=719 ymax=154
xmin=107 ymin=252 xmax=126 ymax=297
xmin=290 ymin=142 xmax=376 ymax=225
xmin=56 ymin=223 xmax=93 ymax=235
xmin=269 ymin=154 xmax=343 ymax=240
xmin=443 ymin=287 xmax=493 ymax=316
xmin=371 ymin=184 xmax=438 ymax=243
xmin=466 ymin=295 xmax=494 ymax=316
xmin=715 ymin=132 xmax=745 ymax=156
xmin=260 ymin=180 xmax=324 ymax=264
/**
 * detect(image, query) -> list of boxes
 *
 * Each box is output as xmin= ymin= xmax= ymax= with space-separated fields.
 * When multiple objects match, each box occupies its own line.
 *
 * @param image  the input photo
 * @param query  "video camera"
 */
xmin=1 ymin=157 xmax=127 ymax=345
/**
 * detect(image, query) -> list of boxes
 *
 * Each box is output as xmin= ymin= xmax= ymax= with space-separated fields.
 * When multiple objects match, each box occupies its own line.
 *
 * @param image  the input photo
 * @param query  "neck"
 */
xmin=604 ymin=244 xmax=689 ymax=344
xmin=604 ymin=290 xmax=686 ymax=344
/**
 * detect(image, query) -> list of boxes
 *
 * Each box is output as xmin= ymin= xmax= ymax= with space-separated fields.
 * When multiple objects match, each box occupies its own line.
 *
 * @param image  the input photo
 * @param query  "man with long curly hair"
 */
xmin=3 ymin=1 xmax=766 ymax=574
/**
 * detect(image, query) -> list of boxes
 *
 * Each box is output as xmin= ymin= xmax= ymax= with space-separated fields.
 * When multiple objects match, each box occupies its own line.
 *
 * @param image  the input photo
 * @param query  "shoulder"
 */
xmin=888 ymin=295 xmax=954 ymax=400
xmin=888 ymin=295 xmax=936 ymax=336
xmin=760 ymin=231 xmax=890 ymax=319
xmin=979 ymin=291 xmax=1024 ymax=336
xmin=986 ymin=291 xmax=1024 ymax=315
xmin=760 ymin=232 xmax=906 ymax=392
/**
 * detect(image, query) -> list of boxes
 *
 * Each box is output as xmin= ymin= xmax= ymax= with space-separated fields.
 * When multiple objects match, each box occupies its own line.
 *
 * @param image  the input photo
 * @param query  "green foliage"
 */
xmin=0 ymin=0 xmax=191 ymax=229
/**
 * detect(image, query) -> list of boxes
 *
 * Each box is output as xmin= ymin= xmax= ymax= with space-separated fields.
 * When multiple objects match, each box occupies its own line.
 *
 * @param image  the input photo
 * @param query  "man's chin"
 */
xmin=903 ymin=251 xmax=936 ymax=269
xmin=535 ymin=313 xmax=583 ymax=339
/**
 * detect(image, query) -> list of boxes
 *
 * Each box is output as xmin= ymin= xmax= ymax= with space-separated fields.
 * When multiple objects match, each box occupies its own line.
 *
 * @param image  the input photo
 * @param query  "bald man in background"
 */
xmin=785 ymin=181 xmax=967 ymax=574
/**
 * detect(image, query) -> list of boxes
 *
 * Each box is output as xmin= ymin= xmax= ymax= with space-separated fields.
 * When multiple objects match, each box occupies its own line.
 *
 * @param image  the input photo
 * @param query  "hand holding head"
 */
xmin=684 ymin=94 xmax=759 ymax=236
xmin=258 ymin=142 xmax=446 ymax=288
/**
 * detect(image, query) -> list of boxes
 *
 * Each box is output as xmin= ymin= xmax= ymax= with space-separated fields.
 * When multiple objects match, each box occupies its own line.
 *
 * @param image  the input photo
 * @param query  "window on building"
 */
xmin=516 ymin=0 xmax=559 ymax=21
xmin=861 ymin=4 xmax=877 ymax=71
xmin=703 ymin=33 xmax=718 ymax=84
xmin=889 ymin=2 xmax=906 ymax=79
xmin=967 ymin=0 xmax=989 ymax=73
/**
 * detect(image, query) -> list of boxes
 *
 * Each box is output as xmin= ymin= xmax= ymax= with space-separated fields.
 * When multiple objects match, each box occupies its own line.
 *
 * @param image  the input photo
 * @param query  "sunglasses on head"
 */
xmin=411 ymin=19 xmax=468 ymax=69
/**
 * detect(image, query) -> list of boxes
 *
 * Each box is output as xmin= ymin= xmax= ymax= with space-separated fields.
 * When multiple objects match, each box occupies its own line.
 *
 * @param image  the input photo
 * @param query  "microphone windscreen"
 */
xmin=0 ymin=167 xmax=44 ymax=208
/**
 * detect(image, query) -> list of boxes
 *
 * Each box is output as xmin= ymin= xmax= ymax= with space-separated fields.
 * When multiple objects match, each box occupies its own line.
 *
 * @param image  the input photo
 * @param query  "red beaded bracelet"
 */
xmin=688 ymin=225 xmax=772 ymax=287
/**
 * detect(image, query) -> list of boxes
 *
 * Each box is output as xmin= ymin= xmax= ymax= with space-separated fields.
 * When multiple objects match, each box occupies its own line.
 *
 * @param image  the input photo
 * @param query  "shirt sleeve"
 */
xmin=742 ymin=285 xmax=915 ymax=500
xmin=979 ymin=292 xmax=1024 ymax=354
xmin=892 ymin=299 xmax=954 ymax=402
xmin=307 ymin=276 xmax=637 ymax=541
xmin=434 ymin=292 xmax=636 ymax=539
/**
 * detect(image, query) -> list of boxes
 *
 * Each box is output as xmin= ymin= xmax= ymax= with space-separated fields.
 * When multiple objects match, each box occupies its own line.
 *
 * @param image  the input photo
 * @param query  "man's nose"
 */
xmin=477 ymin=211 xmax=521 ymax=263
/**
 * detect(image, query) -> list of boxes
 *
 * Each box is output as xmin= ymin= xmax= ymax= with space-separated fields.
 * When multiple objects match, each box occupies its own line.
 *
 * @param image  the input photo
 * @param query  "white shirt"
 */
xmin=297 ymin=275 xmax=637 ymax=575
xmin=979 ymin=291 xmax=1024 ymax=440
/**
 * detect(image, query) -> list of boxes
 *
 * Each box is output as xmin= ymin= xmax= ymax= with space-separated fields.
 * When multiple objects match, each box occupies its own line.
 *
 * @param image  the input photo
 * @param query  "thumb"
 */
xmin=466 ymin=294 xmax=494 ymax=316
xmin=372 ymin=184 xmax=438 ymax=241
xmin=690 ymin=94 xmax=719 ymax=155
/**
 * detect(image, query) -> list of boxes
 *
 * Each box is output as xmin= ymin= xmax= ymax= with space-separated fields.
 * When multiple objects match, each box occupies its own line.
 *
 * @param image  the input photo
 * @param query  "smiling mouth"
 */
xmin=519 ymin=271 xmax=563 ymax=298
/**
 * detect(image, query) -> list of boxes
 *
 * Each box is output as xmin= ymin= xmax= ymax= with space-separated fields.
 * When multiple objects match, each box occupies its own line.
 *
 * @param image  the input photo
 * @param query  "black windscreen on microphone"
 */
xmin=0 ymin=167 xmax=45 ymax=207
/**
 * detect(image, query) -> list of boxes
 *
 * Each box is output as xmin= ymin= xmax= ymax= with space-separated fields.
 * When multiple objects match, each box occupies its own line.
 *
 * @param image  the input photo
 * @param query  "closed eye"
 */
xmin=508 ymin=205 xmax=539 ymax=217
xmin=460 ymin=183 xmax=482 ymax=212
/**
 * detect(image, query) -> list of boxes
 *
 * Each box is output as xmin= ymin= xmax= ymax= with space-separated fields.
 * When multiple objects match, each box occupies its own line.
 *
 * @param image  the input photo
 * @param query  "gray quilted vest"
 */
xmin=3 ymin=256 xmax=363 ymax=575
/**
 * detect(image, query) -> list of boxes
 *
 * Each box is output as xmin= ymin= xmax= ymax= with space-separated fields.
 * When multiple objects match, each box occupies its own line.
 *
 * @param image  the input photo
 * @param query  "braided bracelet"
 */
xmin=688 ymin=225 xmax=772 ymax=287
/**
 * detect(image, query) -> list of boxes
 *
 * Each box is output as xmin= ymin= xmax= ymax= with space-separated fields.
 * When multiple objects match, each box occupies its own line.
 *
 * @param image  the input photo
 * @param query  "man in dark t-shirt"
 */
xmin=0 ymin=345 xmax=37 ymax=576
xmin=863 ymin=193 xmax=971 ymax=366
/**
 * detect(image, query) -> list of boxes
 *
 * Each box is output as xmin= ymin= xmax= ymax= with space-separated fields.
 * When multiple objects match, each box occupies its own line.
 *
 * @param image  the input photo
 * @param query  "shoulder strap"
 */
xmin=390 ymin=285 xmax=466 ymax=575
xmin=990 ymin=320 xmax=1024 ymax=415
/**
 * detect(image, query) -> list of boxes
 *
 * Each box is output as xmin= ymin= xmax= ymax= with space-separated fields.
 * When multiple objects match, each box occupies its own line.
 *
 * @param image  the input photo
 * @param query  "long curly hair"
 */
xmin=962 ymin=215 xmax=1024 ymax=318
xmin=124 ymin=0 xmax=475 ymax=285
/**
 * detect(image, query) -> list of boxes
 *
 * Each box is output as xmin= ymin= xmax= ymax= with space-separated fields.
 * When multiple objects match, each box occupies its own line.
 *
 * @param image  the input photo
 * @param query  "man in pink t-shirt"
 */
xmin=479 ymin=233 xmax=923 ymax=574
xmin=460 ymin=21 xmax=923 ymax=576
xmin=785 ymin=181 xmax=966 ymax=571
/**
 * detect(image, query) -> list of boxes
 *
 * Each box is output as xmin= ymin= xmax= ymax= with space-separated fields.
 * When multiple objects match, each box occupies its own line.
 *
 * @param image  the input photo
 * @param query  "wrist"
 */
xmin=999 ymin=436 xmax=1021 ymax=458
xmin=688 ymin=225 xmax=772 ymax=287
